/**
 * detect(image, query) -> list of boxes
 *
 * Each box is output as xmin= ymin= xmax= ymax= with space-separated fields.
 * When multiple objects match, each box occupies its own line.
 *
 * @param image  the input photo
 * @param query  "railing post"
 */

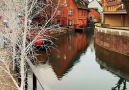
xmin=33 ymin=73 xmax=37 ymax=90
xmin=25 ymin=72 xmax=28 ymax=90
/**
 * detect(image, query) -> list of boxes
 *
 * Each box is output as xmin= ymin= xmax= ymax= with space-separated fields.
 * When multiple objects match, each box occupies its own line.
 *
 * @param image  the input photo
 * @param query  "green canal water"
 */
xmin=29 ymin=32 xmax=129 ymax=90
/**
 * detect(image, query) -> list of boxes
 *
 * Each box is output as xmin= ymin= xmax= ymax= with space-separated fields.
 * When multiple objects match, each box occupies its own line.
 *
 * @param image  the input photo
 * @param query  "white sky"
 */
xmin=88 ymin=0 xmax=100 ymax=2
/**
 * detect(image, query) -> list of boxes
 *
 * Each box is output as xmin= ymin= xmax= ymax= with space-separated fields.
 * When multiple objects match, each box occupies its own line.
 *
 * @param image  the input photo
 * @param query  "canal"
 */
xmin=29 ymin=31 xmax=129 ymax=90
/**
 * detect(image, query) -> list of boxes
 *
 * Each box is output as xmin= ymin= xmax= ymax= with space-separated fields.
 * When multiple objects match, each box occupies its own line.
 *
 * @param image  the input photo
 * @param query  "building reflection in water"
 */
xmin=95 ymin=45 xmax=129 ymax=90
xmin=36 ymin=33 xmax=89 ymax=79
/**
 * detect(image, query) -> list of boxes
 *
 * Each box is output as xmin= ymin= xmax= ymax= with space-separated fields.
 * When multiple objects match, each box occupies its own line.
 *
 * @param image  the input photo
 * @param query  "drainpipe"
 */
xmin=123 ymin=15 xmax=125 ymax=26
xmin=128 ymin=14 xmax=129 ymax=28
xmin=102 ymin=13 xmax=105 ymax=24
xmin=121 ymin=15 xmax=122 ymax=26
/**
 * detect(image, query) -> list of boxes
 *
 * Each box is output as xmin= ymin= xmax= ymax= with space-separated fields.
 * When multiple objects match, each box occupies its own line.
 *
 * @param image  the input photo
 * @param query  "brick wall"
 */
xmin=94 ymin=27 xmax=129 ymax=56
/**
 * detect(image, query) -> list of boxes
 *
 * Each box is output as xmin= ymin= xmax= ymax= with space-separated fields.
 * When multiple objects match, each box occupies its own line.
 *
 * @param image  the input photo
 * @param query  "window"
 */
xmin=68 ymin=20 xmax=72 ymax=26
xmin=68 ymin=9 xmax=73 ymax=15
xmin=57 ymin=10 xmax=61 ymax=15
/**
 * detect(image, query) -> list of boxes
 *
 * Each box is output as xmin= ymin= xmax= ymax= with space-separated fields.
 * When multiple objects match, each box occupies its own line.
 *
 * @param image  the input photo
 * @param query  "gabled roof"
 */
xmin=83 ymin=0 xmax=90 ymax=4
xmin=107 ymin=1 xmax=122 ymax=6
xmin=98 ymin=1 xmax=102 ymax=6
xmin=74 ymin=0 xmax=88 ymax=10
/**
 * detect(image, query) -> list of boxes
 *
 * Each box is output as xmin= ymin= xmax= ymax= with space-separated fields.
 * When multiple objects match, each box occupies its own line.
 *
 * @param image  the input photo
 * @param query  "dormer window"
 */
xmin=68 ymin=9 xmax=73 ymax=15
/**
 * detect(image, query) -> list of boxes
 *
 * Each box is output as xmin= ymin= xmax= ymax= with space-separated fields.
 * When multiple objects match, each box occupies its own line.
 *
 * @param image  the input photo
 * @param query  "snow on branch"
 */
xmin=0 ymin=0 xmax=60 ymax=89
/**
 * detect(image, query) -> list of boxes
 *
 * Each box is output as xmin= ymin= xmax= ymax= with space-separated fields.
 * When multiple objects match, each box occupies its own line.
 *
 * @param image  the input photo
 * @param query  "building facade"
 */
xmin=88 ymin=0 xmax=103 ymax=23
xmin=101 ymin=0 xmax=128 ymax=27
xmin=54 ymin=0 xmax=89 ymax=28
xmin=88 ymin=8 xmax=100 ymax=23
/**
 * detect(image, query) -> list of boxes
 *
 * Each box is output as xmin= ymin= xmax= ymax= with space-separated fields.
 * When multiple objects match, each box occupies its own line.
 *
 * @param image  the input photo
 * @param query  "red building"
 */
xmin=88 ymin=8 xmax=100 ymax=23
xmin=54 ymin=0 xmax=89 ymax=28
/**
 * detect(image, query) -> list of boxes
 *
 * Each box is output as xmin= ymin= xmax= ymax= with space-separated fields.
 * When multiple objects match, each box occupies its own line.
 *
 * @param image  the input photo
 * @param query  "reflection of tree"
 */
xmin=112 ymin=77 xmax=127 ymax=90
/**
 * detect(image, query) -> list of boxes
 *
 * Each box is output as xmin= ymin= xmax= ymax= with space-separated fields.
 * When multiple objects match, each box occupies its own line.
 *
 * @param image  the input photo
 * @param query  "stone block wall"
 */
xmin=94 ymin=27 xmax=129 ymax=56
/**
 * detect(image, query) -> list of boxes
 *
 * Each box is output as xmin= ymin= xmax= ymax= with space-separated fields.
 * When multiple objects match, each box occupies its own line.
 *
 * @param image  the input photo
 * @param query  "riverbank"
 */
xmin=94 ymin=26 xmax=129 ymax=56
xmin=50 ymin=28 xmax=74 ymax=37
xmin=95 ymin=23 xmax=129 ymax=31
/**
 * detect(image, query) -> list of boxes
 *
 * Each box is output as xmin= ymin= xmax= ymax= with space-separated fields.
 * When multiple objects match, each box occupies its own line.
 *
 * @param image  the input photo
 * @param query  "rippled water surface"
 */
xmin=29 ymin=32 xmax=129 ymax=90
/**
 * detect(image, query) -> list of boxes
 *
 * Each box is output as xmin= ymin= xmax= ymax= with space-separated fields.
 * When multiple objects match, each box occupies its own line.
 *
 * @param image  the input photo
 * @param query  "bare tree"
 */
xmin=0 ymin=0 xmax=60 ymax=89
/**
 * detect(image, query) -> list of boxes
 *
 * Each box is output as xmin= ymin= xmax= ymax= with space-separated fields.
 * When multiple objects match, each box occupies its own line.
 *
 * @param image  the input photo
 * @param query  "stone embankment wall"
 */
xmin=94 ymin=26 xmax=129 ymax=56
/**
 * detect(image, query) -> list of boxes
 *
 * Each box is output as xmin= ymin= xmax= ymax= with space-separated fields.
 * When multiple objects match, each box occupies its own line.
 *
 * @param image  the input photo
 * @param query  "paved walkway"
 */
xmin=95 ymin=23 xmax=129 ymax=31
xmin=95 ymin=26 xmax=129 ymax=36
xmin=0 ymin=48 xmax=17 ymax=90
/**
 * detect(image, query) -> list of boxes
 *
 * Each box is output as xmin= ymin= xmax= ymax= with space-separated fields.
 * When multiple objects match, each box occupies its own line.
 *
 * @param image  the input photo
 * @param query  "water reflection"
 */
xmin=29 ymin=32 xmax=129 ymax=90
xmin=95 ymin=45 xmax=129 ymax=90
xmin=36 ymin=33 xmax=89 ymax=79
xmin=112 ymin=77 xmax=127 ymax=90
